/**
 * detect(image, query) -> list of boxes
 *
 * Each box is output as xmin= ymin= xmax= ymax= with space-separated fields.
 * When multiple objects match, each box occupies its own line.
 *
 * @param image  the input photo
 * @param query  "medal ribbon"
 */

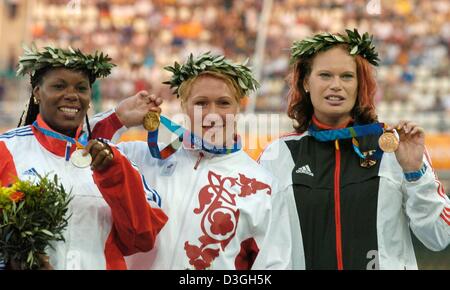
xmin=308 ymin=122 xmax=386 ymax=160
xmin=147 ymin=115 xmax=241 ymax=160
xmin=32 ymin=121 xmax=89 ymax=160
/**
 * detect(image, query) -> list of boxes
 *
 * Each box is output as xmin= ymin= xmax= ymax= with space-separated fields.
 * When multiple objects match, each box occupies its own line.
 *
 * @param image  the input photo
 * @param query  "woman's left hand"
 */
xmin=387 ymin=121 xmax=425 ymax=172
xmin=84 ymin=139 xmax=114 ymax=172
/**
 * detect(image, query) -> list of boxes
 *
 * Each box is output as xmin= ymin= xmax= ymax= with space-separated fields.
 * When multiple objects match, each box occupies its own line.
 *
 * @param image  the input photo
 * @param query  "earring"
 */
xmin=33 ymin=97 xmax=40 ymax=104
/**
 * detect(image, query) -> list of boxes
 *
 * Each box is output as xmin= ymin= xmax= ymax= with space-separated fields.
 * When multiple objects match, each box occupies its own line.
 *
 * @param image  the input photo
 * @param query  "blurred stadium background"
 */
xmin=0 ymin=0 xmax=449 ymax=269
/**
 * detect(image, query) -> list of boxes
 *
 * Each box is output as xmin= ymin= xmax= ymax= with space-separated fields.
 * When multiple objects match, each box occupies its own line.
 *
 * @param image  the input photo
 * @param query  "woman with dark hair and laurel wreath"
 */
xmin=0 ymin=46 xmax=167 ymax=270
xmin=88 ymin=52 xmax=299 ymax=269
xmin=259 ymin=29 xmax=450 ymax=269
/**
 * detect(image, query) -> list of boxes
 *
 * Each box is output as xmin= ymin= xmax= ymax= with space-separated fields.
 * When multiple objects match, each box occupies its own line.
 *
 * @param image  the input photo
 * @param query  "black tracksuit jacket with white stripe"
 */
xmin=259 ymin=120 xmax=450 ymax=270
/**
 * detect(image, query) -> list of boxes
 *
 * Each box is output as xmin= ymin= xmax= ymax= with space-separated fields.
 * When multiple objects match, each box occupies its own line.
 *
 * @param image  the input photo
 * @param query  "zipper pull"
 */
xmin=194 ymin=152 xmax=204 ymax=170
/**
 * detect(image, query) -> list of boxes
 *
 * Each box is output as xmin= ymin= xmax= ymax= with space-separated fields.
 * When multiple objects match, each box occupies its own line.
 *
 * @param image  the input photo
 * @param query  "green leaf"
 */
xmin=238 ymin=78 xmax=248 ymax=90
xmin=291 ymin=30 xmax=379 ymax=66
xmin=333 ymin=35 xmax=345 ymax=42
xmin=16 ymin=46 xmax=115 ymax=78
xmin=40 ymin=229 xmax=54 ymax=237
xmin=27 ymin=250 xmax=34 ymax=264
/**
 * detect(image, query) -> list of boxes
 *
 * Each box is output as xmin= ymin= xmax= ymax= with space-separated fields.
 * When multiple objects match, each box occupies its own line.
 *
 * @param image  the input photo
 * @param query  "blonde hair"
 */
xmin=179 ymin=71 xmax=244 ymax=107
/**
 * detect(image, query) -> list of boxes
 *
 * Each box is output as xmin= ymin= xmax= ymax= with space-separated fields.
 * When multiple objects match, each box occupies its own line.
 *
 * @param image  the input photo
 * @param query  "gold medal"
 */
xmin=70 ymin=149 xmax=92 ymax=168
xmin=378 ymin=131 xmax=399 ymax=153
xmin=143 ymin=112 xmax=160 ymax=131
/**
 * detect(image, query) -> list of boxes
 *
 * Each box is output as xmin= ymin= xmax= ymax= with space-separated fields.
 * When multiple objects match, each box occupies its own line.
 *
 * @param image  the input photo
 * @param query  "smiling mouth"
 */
xmin=58 ymin=107 xmax=80 ymax=115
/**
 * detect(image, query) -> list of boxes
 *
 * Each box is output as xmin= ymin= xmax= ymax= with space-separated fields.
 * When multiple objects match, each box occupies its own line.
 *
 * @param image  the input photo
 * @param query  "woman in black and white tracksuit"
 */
xmin=259 ymin=30 xmax=450 ymax=270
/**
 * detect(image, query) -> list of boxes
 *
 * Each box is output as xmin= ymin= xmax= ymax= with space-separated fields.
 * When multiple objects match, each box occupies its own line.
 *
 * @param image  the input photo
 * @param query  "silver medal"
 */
xmin=70 ymin=149 xmax=92 ymax=168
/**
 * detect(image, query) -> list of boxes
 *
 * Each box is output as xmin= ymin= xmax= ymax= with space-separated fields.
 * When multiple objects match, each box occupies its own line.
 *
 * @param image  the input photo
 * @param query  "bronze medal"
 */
xmin=143 ymin=112 xmax=160 ymax=131
xmin=378 ymin=131 xmax=399 ymax=153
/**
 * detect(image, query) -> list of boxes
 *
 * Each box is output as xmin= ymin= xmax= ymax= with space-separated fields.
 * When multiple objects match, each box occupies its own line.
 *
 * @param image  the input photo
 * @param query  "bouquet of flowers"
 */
xmin=0 ymin=175 xmax=72 ymax=269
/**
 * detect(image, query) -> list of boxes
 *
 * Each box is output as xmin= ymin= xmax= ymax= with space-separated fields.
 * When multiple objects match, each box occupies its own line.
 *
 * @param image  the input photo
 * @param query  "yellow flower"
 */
xmin=0 ymin=183 xmax=22 ymax=207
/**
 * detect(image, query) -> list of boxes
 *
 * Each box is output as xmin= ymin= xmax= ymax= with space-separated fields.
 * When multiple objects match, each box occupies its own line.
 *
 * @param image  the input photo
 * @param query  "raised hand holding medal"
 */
xmin=116 ymin=91 xmax=163 ymax=128
xmin=385 ymin=121 xmax=425 ymax=172
xmin=72 ymin=90 xmax=153 ymax=170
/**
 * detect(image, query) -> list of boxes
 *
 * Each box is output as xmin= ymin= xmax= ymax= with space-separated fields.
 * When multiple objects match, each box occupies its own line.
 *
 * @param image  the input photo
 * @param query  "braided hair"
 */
xmin=18 ymin=66 xmax=50 ymax=127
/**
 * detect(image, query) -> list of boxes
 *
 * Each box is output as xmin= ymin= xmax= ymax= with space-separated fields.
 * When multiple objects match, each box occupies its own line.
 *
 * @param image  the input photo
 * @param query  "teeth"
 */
xmin=59 ymin=107 xmax=79 ymax=113
xmin=327 ymin=96 xmax=343 ymax=101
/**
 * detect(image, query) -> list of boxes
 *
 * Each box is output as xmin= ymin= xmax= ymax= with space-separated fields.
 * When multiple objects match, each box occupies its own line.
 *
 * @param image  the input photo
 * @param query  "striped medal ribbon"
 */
xmin=146 ymin=115 xmax=241 ymax=160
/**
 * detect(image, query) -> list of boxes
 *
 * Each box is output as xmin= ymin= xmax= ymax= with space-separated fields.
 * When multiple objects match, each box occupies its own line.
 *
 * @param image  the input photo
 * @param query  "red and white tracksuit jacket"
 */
xmin=0 ymin=115 xmax=168 ymax=270
xmin=89 ymin=110 xmax=299 ymax=269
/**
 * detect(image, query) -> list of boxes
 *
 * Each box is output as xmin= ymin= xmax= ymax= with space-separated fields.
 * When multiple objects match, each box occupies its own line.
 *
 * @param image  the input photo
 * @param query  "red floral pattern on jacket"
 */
xmin=184 ymin=170 xmax=271 ymax=269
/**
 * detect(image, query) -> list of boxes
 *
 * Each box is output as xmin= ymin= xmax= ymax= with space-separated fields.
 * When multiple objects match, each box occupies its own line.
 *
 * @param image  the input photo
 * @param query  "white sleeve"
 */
xmin=403 ymin=155 xmax=450 ymax=251
xmin=116 ymin=141 xmax=158 ymax=171
xmin=258 ymin=139 xmax=294 ymax=188
xmin=257 ymin=139 xmax=306 ymax=269
xmin=252 ymin=184 xmax=305 ymax=270
xmin=252 ymin=185 xmax=292 ymax=269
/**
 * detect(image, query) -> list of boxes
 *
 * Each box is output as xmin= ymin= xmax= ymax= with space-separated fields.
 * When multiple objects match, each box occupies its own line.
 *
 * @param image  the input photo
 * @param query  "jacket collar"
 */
xmin=311 ymin=115 xmax=354 ymax=130
xmin=31 ymin=114 xmax=83 ymax=158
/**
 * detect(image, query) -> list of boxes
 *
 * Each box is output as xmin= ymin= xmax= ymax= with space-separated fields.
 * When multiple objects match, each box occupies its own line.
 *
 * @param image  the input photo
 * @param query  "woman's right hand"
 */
xmin=85 ymin=139 xmax=114 ymax=172
xmin=115 ymin=90 xmax=163 ymax=128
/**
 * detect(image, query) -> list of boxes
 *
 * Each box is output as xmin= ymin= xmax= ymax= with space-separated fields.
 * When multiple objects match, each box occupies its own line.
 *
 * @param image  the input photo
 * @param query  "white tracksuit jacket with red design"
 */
xmin=0 ymin=115 xmax=168 ymax=270
xmin=89 ymin=110 xmax=302 ymax=269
